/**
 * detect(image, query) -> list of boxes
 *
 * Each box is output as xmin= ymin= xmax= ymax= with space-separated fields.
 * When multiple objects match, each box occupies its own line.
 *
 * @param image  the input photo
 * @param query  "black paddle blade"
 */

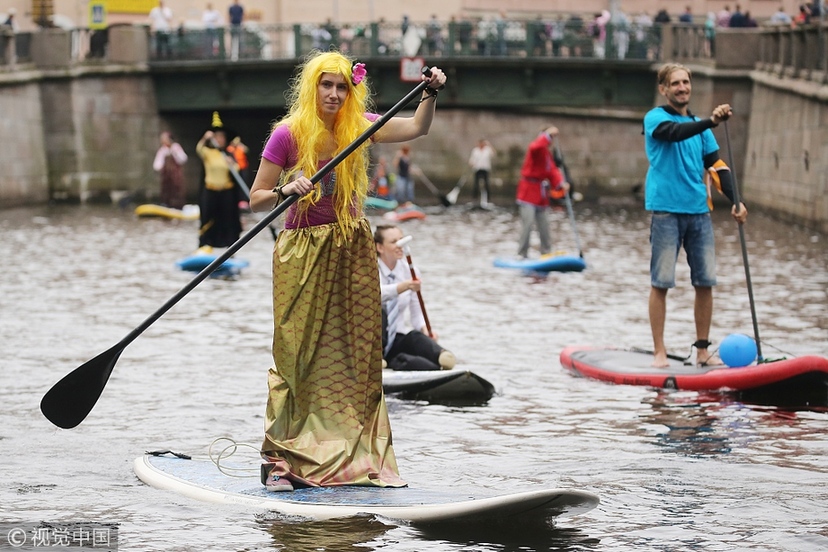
xmin=40 ymin=344 xmax=123 ymax=429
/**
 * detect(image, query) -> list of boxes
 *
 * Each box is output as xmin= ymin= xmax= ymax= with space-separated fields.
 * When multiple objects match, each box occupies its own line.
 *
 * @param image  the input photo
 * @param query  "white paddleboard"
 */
xmin=382 ymin=369 xmax=495 ymax=403
xmin=134 ymin=453 xmax=598 ymax=525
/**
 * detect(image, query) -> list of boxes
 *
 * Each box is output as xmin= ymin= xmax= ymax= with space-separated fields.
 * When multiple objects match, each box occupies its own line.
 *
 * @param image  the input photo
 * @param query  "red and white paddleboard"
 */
xmin=560 ymin=345 xmax=828 ymax=398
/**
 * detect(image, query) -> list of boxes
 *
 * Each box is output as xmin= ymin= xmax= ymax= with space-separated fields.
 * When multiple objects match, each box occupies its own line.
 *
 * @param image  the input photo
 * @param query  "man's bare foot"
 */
xmin=651 ymin=351 xmax=669 ymax=368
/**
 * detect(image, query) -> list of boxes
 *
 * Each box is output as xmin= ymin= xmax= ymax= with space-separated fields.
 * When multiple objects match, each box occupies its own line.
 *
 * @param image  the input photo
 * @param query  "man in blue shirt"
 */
xmin=228 ymin=0 xmax=244 ymax=60
xmin=643 ymin=63 xmax=747 ymax=368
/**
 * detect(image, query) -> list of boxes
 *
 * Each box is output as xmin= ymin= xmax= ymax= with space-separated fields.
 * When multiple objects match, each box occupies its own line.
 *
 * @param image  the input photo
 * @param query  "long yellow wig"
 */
xmin=275 ymin=50 xmax=375 ymax=235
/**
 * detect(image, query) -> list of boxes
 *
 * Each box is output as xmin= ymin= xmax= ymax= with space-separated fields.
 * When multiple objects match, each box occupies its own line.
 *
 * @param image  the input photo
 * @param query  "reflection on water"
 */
xmin=257 ymin=508 xmax=602 ymax=552
xmin=637 ymin=391 xmax=802 ymax=457
xmin=1 ymin=202 xmax=827 ymax=551
xmin=258 ymin=514 xmax=392 ymax=551
xmin=643 ymin=394 xmax=737 ymax=457
xmin=413 ymin=521 xmax=602 ymax=552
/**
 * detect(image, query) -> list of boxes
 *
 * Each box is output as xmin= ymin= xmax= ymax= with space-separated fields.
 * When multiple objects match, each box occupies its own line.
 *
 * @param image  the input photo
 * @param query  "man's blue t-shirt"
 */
xmin=229 ymin=4 xmax=243 ymax=25
xmin=644 ymin=106 xmax=719 ymax=214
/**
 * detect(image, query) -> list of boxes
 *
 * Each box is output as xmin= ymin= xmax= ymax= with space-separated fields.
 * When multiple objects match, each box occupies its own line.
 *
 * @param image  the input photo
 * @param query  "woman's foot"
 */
xmin=264 ymin=472 xmax=294 ymax=492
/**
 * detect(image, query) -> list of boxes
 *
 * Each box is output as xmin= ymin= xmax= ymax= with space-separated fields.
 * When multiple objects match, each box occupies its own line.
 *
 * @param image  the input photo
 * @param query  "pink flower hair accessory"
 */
xmin=351 ymin=62 xmax=366 ymax=85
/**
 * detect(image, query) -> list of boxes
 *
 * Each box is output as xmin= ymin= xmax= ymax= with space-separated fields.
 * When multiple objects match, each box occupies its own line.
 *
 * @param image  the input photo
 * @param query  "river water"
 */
xmin=1 ymin=200 xmax=826 ymax=551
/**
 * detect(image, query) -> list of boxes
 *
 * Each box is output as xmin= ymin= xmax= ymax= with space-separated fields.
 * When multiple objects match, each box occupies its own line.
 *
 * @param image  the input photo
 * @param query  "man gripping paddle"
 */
xmin=643 ymin=63 xmax=748 ymax=368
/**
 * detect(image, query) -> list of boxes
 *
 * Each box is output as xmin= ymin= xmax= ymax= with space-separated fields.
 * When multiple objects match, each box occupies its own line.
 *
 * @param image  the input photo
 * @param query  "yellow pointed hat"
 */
xmin=211 ymin=111 xmax=223 ymax=129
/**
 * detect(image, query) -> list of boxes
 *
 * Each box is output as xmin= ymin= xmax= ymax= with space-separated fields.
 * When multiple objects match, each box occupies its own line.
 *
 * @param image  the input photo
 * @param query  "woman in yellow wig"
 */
xmin=249 ymin=51 xmax=446 ymax=492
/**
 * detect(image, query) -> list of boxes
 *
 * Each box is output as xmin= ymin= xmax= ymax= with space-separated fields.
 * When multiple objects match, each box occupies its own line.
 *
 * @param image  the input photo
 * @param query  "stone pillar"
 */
xmin=714 ymin=30 xmax=761 ymax=70
xmin=1 ymin=28 xmax=16 ymax=66
xmin=660 ymin=23 xmax=674 ymax=60
xmin=31 ymin=28 xmax=72 ymax=68
xmin=108 ymin=25 xmax=149 ymax=64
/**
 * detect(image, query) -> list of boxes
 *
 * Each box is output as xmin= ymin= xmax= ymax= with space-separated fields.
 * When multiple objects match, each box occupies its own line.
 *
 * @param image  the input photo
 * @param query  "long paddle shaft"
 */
xmin=396 ymin=236 xmax=433 ymax=338
xmin=412 ymin=165 xmax=451 ymax=207
xmin=563 ymin=191 xmax=583 ymax=258
xmin=214 ymin=143 xmax=250 ymax=198
xmin=723 ymin=119 xmax=763 ymax=361
xmin=445 ymin=171 xmax=468 ymax=205
xmin=554 ymin=141 xmax=584 ymax=258
xmin=41 ymin=74 xmax=435 ymax=429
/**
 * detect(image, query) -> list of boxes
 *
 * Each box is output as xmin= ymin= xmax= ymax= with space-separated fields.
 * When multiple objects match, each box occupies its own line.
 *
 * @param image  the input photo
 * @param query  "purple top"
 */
xmin=262 ymin=113 xmax=381 ymax=229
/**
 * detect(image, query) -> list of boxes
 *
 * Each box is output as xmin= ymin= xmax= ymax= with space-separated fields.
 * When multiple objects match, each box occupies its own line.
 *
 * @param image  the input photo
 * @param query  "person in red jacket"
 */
xmin=515 ymin=126 xmax=569 ymax=258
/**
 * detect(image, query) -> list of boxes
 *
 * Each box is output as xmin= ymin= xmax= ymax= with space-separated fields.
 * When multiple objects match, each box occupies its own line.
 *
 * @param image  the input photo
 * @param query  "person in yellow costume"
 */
xmin=248 ymin=51 xmax=446 ymax=492
xmin=195 ymin=111 xmax=242 ymax=252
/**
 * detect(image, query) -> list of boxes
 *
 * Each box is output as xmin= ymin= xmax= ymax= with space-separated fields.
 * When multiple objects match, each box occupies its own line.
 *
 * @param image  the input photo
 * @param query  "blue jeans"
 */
xmin=650 ymin=212 xmax=716 ymax=289
xmin=395 ymin=176 xmax=414 ymax=203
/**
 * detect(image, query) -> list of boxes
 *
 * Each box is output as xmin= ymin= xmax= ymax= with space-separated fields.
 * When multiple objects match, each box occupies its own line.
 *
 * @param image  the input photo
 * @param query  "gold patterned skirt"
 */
xmin=261 ymin=218 xmax=405 ymax=488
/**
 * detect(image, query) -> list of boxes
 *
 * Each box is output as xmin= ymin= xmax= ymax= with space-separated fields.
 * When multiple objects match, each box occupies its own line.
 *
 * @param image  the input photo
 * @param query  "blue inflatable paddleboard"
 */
xmin=493 ymin=254 xmax=586 ymax=273
xmin=176 ymin=254 xmax=249 ymax=278
xmin=364 ymin=197 xmax=399 ymax=210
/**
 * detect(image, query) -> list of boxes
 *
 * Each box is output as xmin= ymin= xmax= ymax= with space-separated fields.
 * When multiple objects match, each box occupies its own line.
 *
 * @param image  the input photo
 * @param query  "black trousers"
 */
xmin=199 ymin=187 xmax=242 ymax=248
xmin=472 ymin=169 xmax=490 ymax=201
xmin=382 ymin=307 xmax=444 ymax=371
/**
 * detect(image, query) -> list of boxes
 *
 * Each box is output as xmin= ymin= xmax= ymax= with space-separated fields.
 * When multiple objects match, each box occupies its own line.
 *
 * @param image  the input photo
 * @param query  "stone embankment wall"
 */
xmin=0 ymin=27 xmax=160 ymax=208
xmin=0 ymin=79 xmax=49 ymax=207
xmin=744 ymin=72 xmax=827 ymax=234
xmin=370 ymin=107 xmax=651 ymax=203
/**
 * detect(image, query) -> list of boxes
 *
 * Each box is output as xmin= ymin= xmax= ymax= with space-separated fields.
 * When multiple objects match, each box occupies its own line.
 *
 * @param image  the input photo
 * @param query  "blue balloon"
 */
xmin=719 ymin=333 xmax=757 ymax=368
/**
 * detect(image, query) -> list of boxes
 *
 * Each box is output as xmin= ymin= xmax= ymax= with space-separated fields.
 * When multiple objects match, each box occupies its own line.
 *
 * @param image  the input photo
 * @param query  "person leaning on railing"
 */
xmin=1 ymin=9 xmax=14 ymax=66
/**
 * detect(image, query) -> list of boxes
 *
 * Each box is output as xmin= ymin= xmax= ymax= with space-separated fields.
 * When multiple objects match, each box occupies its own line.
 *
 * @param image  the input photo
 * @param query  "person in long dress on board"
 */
xmin=248 ymin=51 xmax=446 ymax=492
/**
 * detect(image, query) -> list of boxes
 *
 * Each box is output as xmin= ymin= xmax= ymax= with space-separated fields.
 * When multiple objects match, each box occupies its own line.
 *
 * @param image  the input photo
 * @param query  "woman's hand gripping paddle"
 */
xmin=40 ymin=71 xmax=437 ymax=429
xmin=396 ymin=235 xmax=433 ymax=338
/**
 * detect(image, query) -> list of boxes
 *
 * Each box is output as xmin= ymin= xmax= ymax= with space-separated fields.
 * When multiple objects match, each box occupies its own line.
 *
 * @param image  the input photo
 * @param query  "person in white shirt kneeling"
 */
xmin=374 ymin=224 xmax=456 ymax=371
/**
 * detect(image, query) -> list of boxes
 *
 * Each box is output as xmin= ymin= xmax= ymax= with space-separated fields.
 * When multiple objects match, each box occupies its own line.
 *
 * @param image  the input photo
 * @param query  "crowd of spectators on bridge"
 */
xmin=216 ymin=0 xmax=826 ymax=57
xmin=303 ymin=10 xmax=667 ymax=61
xmin=2 ymin=0 xmax=824 ymax=66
